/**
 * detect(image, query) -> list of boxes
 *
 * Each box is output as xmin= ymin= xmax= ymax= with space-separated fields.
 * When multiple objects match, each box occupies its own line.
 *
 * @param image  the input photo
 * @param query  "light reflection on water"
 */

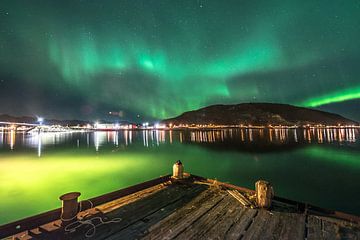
xmin=0 ymin=128 xmax=358 ymax=154
xmin=0 ymin=128 xmax=359 ymax=225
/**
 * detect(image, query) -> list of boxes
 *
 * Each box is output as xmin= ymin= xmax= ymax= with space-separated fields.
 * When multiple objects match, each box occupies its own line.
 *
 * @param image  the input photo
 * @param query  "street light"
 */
xmin=37 ymin=117 xmax=44 ymax=125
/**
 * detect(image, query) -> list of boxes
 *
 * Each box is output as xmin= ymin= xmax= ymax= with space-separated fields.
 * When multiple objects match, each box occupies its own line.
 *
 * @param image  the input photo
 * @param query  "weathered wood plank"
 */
xmin=198 ymin=199 xmax=246 ymax=239
xmin=66 ymin=184 xmax=205 ymax=239
xmin=256 ymin=212 xmax=305 ymax=240
xmin=307 ymin=215 xmax=325 ymax=240
xmin=227 ymin=189 xmax=253 ymax=207
xmin=173 ymin=195 xmax=237 ymax=239
xmin=224 ymin=207 xmax=258 ymax=239
xmin=258 ymin=211 xmax=283 ymax=240
xmin=338 ymin=226 xmax=360 ymax=240
xmin=97 ymin=183 xmax=167 ymax=213
xmin=307 ymin=215 xmax=354 ymax=240
xmin=142 ymin=187 xmax=223 ymax=239
xmin=104 ymin=184 xmax=207 ymax=240
xmin=278 ymin=213 xmax=305 ymax=240
xmin=318 ymin=216 xmax=360 ymax=239
xmin=9 ymin=232 xmax=32 ymax=240
xmin=322 ymin=219 xmax=339 ymax=240
xmin=142 ymin=188 xmax=226 ymax=240
xmin=28 ymin=228 xmax=42 ymax=238
xmin=241 ymin=210 xmax=272 ymax=240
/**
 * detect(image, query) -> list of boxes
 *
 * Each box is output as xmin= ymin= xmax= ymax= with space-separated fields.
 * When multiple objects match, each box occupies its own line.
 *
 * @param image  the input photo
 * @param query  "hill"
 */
xmin=162 ymin=103 xmax=358 ymax=126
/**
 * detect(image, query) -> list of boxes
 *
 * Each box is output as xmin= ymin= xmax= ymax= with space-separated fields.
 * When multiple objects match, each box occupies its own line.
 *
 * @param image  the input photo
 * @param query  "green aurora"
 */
xmin=300 ymin=86 xmax=360 ymax=107
xmin=0 ymin=0 xmax=360 ymax=120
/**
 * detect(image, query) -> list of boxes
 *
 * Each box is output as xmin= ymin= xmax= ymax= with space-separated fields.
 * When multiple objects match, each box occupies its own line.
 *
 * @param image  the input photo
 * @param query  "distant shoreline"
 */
xmin=1 ymin=124 xmax=359 ymax=133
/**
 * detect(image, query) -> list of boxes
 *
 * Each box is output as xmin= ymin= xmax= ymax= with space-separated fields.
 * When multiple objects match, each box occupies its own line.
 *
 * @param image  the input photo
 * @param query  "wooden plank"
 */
xmin=97 ymin=183 xmax=167 ymax=213
xmin=28 ymin=228 xmax=42 ymax=238
xmin=104 ymin=183 xmax=208 ymax=240
xmin=241 ymin=210 xmax=272 ymax=240
xmin=224 ymin=208 xmax=258 ymax=239
xmin=318 ymin=216 xmax=360 ymax=239
xmin=192 ymin=175 xmax=256 ymax=195
xmin=307 ymin=215 xmax=324 ymax=240
xmin=85 ymin=175 xmax=171 ymax=208
xmin=258 ymin=211 xmax=283 ymax=240
xmin=250 ymin=212 xmax=305 ymax=240
xmin=227 ymin=190 xmax=253 ymax=207
xmin=173 ymin=195 xmax=237 ymax=239
xmin=105 ymin=184 xmax=201 ymax=219
xmin=197 ymin=199 xmax=247 ymax=239
xmin=307 ymin=215 xmax=357 ymax=240
xmin=278 ymin=213 xmax=305 ymax=240
xmin=142 ymin=187 xmax=222 ymax=239
xmin=338 ymin=226 xmax=360 ymax=240
xmin=322 ymin=219 xmax=339 ymax=240
xmin=66 ymin=183 xmax=206 ymax=239
xmin=142 ymin=188 xmax=226 ymax=240
xmin=8 ymin=232 xmax=32 ymax=240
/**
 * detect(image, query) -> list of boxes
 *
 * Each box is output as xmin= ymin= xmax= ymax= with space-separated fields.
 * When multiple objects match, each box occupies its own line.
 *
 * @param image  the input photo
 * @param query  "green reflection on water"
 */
xmin=0 ymin=130 xmax=359 ymax=225
xmin=304 ymin=146 xmax=360 ymax=167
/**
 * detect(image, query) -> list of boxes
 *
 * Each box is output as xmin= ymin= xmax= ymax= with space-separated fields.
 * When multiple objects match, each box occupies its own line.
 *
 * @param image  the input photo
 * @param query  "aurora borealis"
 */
xmin=0 ymin=0 xmax=359 ymax=121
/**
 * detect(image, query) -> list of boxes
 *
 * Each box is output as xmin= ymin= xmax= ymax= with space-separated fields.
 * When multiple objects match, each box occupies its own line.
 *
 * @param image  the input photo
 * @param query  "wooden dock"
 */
xmin=1 ymin=174 xmax=360 ymax=239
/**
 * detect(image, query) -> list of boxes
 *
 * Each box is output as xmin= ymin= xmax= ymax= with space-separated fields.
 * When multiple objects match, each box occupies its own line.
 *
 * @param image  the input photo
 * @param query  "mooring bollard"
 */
xmin=172 ymin=160 xmax=184 ymax=179
xmin=255 ymin=180 xmax=274 ymax=209
xmin=59 ymin=192 xmax=81 ymax=226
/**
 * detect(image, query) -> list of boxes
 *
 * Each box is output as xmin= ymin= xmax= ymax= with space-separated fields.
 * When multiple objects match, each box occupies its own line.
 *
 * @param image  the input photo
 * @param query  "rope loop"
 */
xmin=61 ymin=199 xmax=122 ymax=238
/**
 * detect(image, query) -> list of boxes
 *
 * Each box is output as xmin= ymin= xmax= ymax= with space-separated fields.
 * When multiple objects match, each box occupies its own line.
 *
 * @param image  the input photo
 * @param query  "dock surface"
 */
xmin=5 ymin=176 xmax=360 ymax=240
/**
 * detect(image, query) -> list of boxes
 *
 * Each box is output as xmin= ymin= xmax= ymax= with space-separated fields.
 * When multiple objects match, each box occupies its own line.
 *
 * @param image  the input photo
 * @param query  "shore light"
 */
xmin=37 ymin=117 xmax=44 ymax=125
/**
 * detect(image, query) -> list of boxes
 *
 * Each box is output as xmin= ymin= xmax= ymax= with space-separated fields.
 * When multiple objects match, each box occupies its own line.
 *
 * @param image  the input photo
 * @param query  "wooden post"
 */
xmin=172 ymin=160 xmax=184 ymax=179
xmin=59 ymin=192 xmax=81 ymax=226
xmin=255 ymin=180 xmax=273 ymax=208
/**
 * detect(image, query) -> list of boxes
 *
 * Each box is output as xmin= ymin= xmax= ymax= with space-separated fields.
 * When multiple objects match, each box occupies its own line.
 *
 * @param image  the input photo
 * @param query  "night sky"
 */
xmin=0 ymin=0 xmax=359 ymax=121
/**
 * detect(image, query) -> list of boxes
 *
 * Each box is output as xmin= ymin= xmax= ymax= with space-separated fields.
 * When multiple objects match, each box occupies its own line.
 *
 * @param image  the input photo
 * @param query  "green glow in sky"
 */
xmin=301 ymin=87 xmax=360 ymax=107
xmin=1 ymin=0 xmax=360 ymax=120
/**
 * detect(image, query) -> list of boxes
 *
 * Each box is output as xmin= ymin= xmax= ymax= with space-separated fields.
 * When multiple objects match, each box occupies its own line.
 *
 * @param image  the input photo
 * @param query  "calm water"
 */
xmin=0 ymin=128 xmax=359 ymax=225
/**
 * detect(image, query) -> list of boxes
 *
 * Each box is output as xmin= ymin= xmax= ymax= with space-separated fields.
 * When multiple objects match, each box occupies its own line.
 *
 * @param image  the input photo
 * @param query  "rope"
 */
xmin=61 ymin=200 xmax=122 ymax=238
xmin=64 ymin=216 xmax=122 ymax=238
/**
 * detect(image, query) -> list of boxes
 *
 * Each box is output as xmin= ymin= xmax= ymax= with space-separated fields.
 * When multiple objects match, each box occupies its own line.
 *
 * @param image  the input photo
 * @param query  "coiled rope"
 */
xmin=61 ymin=200 xmax=122 ymax=238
